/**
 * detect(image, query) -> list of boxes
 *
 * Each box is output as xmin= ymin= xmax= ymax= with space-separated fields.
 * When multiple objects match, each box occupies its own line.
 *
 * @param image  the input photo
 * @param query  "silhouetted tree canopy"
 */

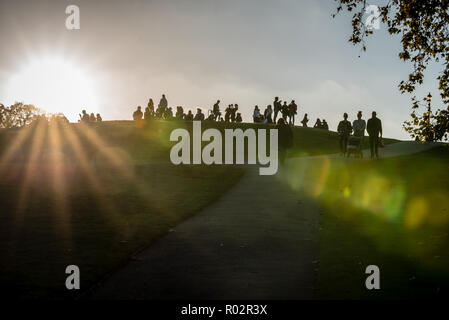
xmin=333 ymin=0 xmax=449 ymax=141
xmin=0 ymin=102 xmax=44 ymax=128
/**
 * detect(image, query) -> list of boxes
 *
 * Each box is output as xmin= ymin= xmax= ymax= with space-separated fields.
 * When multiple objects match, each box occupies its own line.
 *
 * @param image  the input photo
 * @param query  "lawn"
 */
xmin=1 ymin=119 xmax=389 ymax=299
xmin=316 ymin=146 xmax=449 ymax=299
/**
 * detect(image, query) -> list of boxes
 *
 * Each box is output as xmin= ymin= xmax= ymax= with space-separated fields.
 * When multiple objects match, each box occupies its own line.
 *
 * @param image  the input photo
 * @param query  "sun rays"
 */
xmin=0 ymin=120 xmax=174 ymax=243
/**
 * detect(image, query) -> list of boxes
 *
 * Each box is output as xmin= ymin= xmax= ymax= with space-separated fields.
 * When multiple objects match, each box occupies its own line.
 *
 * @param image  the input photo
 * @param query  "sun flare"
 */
xmin=4 ymin=55 xmax=98 ymax=121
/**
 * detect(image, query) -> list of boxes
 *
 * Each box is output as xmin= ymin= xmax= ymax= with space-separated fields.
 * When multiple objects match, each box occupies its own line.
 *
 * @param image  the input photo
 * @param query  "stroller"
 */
xmin=346 ymin=135 xmax=364 ymax=158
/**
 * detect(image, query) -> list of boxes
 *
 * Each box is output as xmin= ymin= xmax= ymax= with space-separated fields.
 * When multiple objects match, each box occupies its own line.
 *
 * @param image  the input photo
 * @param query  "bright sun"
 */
xmin=4 ymin=56 xmax=98 ymax=121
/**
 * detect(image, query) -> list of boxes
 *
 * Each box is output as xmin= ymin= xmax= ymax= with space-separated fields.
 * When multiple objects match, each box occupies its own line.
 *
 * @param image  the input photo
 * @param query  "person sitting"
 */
xmin=253 ymin=105 xmax=262 ymax=123
xmin=321 ymin=119 xmax=329 ymax=130
xmin=165 ymin=107 xmax=174 ymax=120
xmin=264 ymin=105 xmax=273 ymax=124
xmin=193 ymin=108 xmax=205 ymax=121
xmin=80 ymin=110 xmax=90 ymax=122
xmin=314 ymin=118 xmax=322 ymax=129
xmin=89 ymin=113 xmax=96 ymax=122
xmin=133 ymin=106 xmax=143 ymax=121
xmin=235 ymin=113 xmax=243 ymax=123
xmin=96 ymin=113 xmax=102 ymax=122
xmin=301 ymin=114 xmax=309 ymax=127
xmin=185 ymin=110 xmax=194 ymax=121
xmin=144 ymin=106 xmax=153 ymax=120
xmin=175 ymin=106 xmax=184 ymax=120
xmin=337 ymin=113 xmax=353 ymax=155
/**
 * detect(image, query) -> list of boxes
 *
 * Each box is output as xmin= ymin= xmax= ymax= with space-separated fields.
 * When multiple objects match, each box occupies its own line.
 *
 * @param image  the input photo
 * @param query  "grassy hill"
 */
xmin=0 ymin=120 xmax=398 ymax=299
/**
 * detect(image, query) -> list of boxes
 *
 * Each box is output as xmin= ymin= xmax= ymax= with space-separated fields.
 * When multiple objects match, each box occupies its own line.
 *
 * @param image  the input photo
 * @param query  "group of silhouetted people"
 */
xmin=79 ymin=110 xmax=102 ymax=123
xmin=338 ymin=110 xmax=383 ymax=159
xmin=129 ymin=94 xmax=384 ymax=159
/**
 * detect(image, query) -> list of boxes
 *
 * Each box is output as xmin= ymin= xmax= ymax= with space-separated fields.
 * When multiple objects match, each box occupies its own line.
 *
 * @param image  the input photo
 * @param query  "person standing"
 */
xmin=366 ymin=111 xmax=383 ymax=159
xmin=288 ymin=100 xmax=297 ymax=125
xmin=213 ymin=100 xmax=221 ymax=121
xmin=301 ymin=114 xmax=309 ymax=127
xmin=158 ymin=94 xmax=168 ymax=115
xmin=337 ymin=113 xmax=352 ymax=155
xmin=273 ymin=97 xmax=282 ymax=123
xmin=353 ymin=111 xmax=366 ymax=137
xmin=231 ymin=104 xmax=238 ymax=122
xmin=281 ymin=101 xmax=289 ymax=121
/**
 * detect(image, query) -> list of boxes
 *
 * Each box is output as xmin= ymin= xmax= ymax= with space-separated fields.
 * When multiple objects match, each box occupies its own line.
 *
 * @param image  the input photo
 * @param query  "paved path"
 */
xmin=88 ymin=141 xmax=440 ymax=300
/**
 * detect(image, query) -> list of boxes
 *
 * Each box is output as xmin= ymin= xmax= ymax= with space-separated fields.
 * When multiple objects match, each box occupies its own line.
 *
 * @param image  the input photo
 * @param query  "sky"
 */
xmin=0 ymin=0 xmax=444 ymax=139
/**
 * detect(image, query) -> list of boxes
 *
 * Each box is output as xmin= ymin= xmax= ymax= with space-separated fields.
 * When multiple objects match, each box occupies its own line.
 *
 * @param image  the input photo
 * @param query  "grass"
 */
xmin=316 ymin=146 xmax=449 ymax=299
xmin=1 ymin=119 xmax=393 ymax=299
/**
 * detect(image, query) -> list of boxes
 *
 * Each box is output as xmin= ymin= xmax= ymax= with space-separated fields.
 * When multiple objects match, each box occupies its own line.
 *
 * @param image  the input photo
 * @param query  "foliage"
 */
xmin=0 ymin=102 xmax=45 ymax=129
xmin=333 ymin=0 xmax=449 ymax=141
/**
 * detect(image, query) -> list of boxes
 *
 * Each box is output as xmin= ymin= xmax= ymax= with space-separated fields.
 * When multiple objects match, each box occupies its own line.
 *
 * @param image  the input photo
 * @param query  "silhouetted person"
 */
xmin=148 ymin=98 xmax=154 ymax=111
xmin=337 ymin=113 xmax=352 ymax=155
xmin=96 ymin=113 xmax=102 ymax=122
xmin=175 ymin=106 xmax=184 ymax=120
xmin=159 ymin=94 xmax=168 ymax=109
xmin=213 ymin=100 xmax=221 ymax=121
xmin=281 ymin=101 xmax=289 ymax=120
xmin=144 ymin=106 xmax=153 ymax=120
xmin=164 ymin=107 xmax=173 ymax=119
xmin=264 ymin=105 xmax=273 ymax=124
xmin=224 ymin=105 xmax=232 ymax=122
xmin=322 ymin=119 xmax=329 ymax=130
xmin=288 ymin=100 xmax=297 ymax=125
xmin=194 ymin=108 xmax=205 ymax=121
xmin=275 ymin=118 xmax=293 ymax=166
xmin=185 ymin=110 xmax=194 ymax=121
xmin=366 ymin=111 xmax=383 ymax=159
xmin=253 ymin=105 xmax=262 ymax=123
xmin=80 ymin=110 xmax=90 ymax=123
xmin=231 ymin=104 xmax=238 ymax=122
xmin=235 ymin=113 xmax=242 ymax=123
xmin=314 ymin=118 xmax=322 ymax=129
xmin=301 ymin=114 xmax=309 ymax=127
xmin=353 ymin=111 xmax=366 ymax=137
xmin=273 ymin=97 xmax=281 ymax=123
xmin=133 ymin=106 xmax=143 ymax=121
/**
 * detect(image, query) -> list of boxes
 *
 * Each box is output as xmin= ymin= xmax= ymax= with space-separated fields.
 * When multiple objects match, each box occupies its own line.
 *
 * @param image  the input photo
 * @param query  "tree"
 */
xmin=0 ymin=102 xmax=45 ymax=128
xmin=333 ymin=0 xmax=449 ymax=141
